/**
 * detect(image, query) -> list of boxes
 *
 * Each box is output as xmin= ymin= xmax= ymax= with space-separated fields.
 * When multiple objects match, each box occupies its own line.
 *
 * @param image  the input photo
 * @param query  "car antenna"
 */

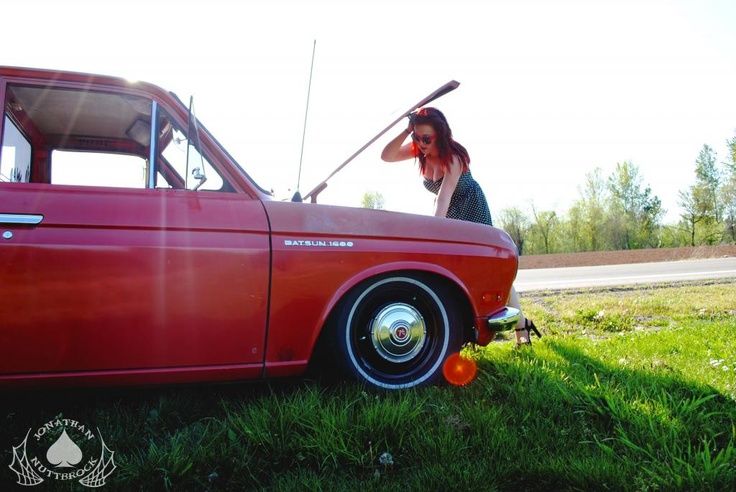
xmin=292 ymin=39 xmax=317 ymax=203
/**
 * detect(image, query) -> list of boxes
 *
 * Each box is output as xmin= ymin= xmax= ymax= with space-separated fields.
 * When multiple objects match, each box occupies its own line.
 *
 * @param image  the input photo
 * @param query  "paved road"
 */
xmin=514 ymin=257 xmax=736 ymax=292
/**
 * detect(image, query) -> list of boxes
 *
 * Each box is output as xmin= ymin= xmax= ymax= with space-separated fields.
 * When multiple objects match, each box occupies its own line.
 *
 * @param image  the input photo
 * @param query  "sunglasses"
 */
xmin=411 ymin=133 xmax=434 ymax=145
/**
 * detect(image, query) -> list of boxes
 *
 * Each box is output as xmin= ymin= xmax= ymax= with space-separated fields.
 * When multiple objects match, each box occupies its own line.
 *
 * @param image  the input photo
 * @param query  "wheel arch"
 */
xmin=307 ymin=262 xmax=476 ymax=363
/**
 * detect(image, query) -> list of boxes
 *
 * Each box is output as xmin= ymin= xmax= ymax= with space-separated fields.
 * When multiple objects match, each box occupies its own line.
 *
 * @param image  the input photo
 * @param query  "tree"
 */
xmin=721 ymin=136 xmax=736 ymax=242
xmin=499 ymin=207 xmax=530 ymax=255
xmin=361 ymin=191 xmax=385 ymax=210
xmin=607 ymin=161 xmax=663 ymax=249
xmin=530 ymin=205 xmax=557 ymax=254
xmin=694 ymin=144 xmax=721 ymax=222
xmin=564 ymin=203 xmax=585 ymax=252
xmin=679 ymin=145 xmax=723 ymax=245
xmin=578 ymin=168 xmax=608 ymax=251
xmin=678 ymin=188 xmax=707 ymax=246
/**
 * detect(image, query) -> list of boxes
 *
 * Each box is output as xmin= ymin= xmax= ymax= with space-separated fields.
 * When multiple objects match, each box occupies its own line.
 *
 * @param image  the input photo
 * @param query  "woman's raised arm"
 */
xmin=381 ymin=128 xmax=415 ymax=162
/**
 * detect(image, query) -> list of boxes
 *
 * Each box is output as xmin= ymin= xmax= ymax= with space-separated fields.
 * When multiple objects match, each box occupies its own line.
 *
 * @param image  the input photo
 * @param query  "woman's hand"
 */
xmin=406 ymin=111 xmax=417 ymax=134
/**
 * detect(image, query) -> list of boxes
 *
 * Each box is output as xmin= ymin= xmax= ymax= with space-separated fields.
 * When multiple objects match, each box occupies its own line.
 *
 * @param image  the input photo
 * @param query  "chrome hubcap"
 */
xmin=370 ymin=303 xmax=426 ymax=363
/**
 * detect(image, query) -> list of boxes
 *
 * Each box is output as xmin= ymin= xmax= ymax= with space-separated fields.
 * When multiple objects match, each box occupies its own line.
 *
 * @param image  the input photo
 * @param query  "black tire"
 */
xmin=333 ymin=275 xmax=463 ymax=390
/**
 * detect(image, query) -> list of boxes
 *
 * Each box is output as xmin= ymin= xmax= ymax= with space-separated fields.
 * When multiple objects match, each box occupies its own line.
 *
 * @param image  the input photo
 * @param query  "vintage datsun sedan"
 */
xmin=0 ymin=66 xmax=519 ymax=390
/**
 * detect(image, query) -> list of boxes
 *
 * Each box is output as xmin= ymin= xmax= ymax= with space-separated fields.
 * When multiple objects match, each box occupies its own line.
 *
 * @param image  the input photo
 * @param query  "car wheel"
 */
xmin=335 ymin=275 xmax=463 ymax=390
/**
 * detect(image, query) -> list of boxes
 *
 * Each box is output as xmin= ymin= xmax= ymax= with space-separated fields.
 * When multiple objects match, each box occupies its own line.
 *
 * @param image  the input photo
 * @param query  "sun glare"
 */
xmin=443 ymin=352 xmax=478 ymax=386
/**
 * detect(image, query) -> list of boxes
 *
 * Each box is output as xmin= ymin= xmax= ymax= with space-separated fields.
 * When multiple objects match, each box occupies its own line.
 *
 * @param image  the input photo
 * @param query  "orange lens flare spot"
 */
xmin=442 ymin=352 xmax=478 ymax=386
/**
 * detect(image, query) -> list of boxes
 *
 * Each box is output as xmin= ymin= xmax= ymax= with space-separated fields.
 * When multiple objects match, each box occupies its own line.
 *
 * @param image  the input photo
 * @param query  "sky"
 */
xmin=3 ymin=0 xmax=735 ymax=223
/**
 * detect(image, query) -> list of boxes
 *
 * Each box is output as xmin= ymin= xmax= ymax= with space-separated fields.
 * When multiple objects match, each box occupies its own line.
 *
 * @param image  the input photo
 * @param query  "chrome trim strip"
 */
xmin=487 ymin=307 xmax=521 ymax=332
xmin=147 ymin=100 xmax=158 ymax=189
xmin=0 ymin=214 xmax=43 ymax=225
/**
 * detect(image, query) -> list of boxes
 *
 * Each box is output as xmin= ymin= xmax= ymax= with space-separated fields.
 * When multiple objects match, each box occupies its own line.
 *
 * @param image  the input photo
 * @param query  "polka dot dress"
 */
xmin=423 ymin=171 xmax=493 ymax=226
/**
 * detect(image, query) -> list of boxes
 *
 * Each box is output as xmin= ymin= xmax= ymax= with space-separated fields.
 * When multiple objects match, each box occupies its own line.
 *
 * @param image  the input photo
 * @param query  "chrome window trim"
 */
xmin=147 ymin=100 xmax=158 ymax=189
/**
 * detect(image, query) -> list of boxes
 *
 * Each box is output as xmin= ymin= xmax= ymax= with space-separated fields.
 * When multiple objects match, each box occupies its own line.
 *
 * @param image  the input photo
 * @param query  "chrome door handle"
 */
xmin=0 ymin=214 xmax=44 ymax=225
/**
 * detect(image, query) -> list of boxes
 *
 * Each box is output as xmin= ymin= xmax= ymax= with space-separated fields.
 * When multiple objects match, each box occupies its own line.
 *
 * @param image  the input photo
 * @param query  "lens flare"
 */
xmin=442 ymin=352 xmax=477 ymax=386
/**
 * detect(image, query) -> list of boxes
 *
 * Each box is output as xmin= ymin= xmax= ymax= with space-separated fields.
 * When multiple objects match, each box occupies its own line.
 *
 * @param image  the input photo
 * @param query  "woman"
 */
xmin=380 ymin=107 xmax=540 ymax=346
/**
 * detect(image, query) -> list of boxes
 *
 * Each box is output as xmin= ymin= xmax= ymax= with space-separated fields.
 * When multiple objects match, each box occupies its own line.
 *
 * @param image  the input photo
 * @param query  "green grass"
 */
xmin=2 ymin=281 xmax=735 ymax=491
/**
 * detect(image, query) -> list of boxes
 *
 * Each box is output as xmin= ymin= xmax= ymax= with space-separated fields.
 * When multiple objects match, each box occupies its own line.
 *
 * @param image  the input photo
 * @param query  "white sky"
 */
xmin=3 ymin=0 xmax=735 ymax=223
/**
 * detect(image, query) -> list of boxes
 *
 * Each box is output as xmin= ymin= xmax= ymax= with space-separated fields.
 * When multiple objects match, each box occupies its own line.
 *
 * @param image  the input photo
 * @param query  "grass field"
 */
xmin=2 ymin=281 xmax=735 ymax=491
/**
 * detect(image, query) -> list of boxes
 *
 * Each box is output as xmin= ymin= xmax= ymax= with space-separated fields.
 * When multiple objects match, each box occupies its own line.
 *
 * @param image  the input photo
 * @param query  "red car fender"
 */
xmin=265 ymin=260 xmax=473 ymax=378
xmin=307 ymin=260 xmax=473 ymax=350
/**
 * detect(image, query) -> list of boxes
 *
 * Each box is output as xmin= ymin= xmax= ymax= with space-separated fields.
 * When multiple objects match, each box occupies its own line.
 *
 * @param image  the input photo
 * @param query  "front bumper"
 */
xmin=474 ymin=307 xmax=521 ymax=346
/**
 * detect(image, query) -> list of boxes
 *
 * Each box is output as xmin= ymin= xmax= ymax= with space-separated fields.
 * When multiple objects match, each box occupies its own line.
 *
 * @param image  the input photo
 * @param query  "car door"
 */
xmin=0 ymin=78 xmax=270 ymax=376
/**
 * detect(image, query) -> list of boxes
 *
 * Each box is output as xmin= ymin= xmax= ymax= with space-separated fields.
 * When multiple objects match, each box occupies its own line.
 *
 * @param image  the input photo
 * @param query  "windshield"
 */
xmin=167 ymin=91 xmax=273 ymax=197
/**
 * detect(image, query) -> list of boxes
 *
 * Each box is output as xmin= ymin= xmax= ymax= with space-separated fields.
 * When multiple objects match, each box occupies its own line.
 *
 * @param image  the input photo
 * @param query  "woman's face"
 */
xmin=412 ymin=123 xmax=437 ymax=156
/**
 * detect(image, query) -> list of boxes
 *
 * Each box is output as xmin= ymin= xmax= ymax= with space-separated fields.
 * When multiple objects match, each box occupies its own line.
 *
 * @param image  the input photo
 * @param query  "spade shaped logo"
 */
xmin=46 ymin=429 xmax=83 ymax=468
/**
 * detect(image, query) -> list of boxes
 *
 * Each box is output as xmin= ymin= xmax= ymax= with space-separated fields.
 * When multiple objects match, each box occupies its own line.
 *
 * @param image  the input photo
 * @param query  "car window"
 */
xmin=51 ymin=150 xmax=147 ymax=188
xmin=2 ymin=83 xmax=229 ymax=192
xmin=156 ymin=109 xmax=225 ymax=191
xmin=0 ymin=115 xmax=31 ymax=183
xmin=3 ymin=84 xmax=152 ymax=188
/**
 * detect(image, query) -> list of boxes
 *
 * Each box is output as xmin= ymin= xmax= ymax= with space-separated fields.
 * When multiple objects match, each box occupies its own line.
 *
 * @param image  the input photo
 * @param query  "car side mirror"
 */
xmin=191 ymin=167 xmax=207 ymax=191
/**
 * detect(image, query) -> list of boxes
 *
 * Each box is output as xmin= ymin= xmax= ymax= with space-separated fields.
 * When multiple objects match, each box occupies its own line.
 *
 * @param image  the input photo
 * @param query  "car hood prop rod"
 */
xmin=301 ymin=80 xmax=460 ymax=203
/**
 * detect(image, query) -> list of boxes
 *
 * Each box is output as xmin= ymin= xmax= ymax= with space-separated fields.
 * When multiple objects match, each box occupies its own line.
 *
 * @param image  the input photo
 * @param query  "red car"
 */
xmin=0 ymin=66 xmax=519 ymax=390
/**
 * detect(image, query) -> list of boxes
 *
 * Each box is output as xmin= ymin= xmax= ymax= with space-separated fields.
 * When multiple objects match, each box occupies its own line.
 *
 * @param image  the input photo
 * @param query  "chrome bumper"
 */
xmin=486 ymin=307 xmax=521 ymax=332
